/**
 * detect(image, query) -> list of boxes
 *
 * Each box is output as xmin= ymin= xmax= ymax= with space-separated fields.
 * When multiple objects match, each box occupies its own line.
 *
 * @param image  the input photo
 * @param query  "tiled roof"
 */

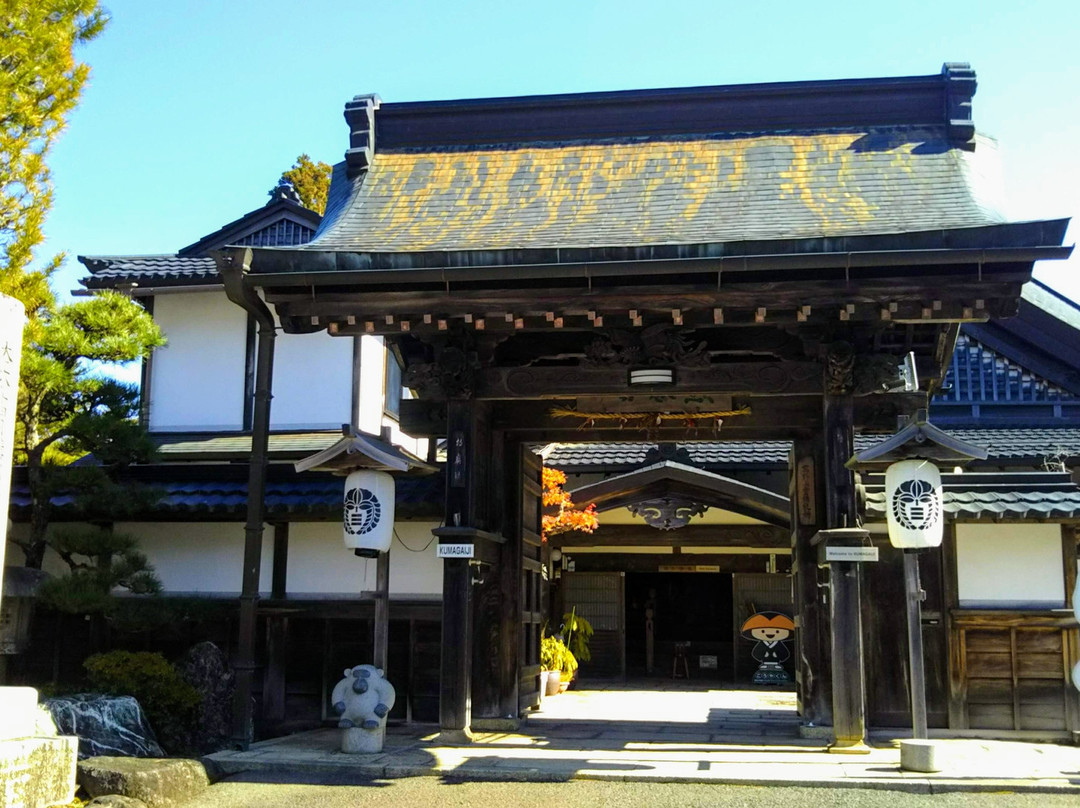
xmin=152 ymin=431 xmax=346 ymax=459
xmin=302 ymin=128 xmax=1004 ymax=254
xmin=8 ymin=470 xmax=443 ymax=521
xmin=79 ymin=255 xmax=219 ymax=289
xmin=546 ymin=441 xmax=792 ymax=469
xmin=864 ymin=472 xmax=1080 ymax=520
xmin=545 ymin=428 xmax=1080 ymax=470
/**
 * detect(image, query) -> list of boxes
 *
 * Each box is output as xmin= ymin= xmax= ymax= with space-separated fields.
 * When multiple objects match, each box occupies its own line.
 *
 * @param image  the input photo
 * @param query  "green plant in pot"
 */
xmin=541 ymin=635 xmax=576 ymax=696
xmin=561 ymin=607 xmax=594 ymax=666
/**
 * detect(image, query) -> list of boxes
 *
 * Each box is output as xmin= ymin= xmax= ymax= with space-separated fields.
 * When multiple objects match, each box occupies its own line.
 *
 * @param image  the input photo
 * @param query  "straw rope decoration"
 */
xmin=549 ymin=406 xmax=751 ymax=431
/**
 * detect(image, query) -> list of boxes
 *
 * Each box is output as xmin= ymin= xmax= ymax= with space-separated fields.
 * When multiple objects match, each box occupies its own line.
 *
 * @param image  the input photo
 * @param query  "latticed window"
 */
xmin=935 ymin=333 xmax=1076 ymax=404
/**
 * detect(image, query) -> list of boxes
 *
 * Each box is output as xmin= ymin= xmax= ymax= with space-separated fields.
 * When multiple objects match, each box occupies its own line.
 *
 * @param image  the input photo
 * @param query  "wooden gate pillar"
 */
xmin=822 ymin=344 xmax=869 ymax=751
xmin=437 ymin=398 xmax=491 ymax=742
xmin=790 ymin=436 xmax=831 ymax=729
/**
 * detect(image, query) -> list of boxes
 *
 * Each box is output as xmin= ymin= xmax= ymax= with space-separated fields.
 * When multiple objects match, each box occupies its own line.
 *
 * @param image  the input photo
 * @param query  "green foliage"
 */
xmin=83 ymin=651 xmax=200 ymax=753
xmin=38 ymin=526 xmax=161 ymax=614
xmin=271 ymin=153 xmax=332 ymax=214
xmin=12 ymin=292 xmax=164 ymax=568
xmin=0 ymin=0 xmax=107 ymax=286
xmin=541 ymin=634 xmax=577 ymax=676
xmin=562 ymin=607 xmax=594 ymax=663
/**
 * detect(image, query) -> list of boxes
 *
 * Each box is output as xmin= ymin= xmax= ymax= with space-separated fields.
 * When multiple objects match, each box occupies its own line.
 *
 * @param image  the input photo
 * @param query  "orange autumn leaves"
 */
xmin=542 ymin=467 xmax=598 ymax=541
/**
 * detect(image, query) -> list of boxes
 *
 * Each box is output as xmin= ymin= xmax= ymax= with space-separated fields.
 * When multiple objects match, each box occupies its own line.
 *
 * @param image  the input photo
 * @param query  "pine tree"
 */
xmin=270 ymin=154 xmax=333 ymax=214
xmin=0 ymin=1 xmax=108 ymax=298
xmin=14 ymin=292 xmax=165 ymax=569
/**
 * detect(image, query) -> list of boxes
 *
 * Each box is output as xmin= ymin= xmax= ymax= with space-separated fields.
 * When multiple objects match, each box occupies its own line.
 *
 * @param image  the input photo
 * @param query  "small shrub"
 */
xmin=83 ymin=650 xmax=200 ymax=754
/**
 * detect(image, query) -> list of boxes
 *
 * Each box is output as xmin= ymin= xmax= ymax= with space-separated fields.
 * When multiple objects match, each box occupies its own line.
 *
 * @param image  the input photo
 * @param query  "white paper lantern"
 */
xmin=884 ymin=459 xmax=943 ymax=550
xmin=343 ymin=470 xmax=395 ymax=556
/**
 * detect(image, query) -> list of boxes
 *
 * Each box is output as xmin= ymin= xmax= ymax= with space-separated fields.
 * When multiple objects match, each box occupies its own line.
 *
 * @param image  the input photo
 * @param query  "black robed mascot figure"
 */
xmin=741 ymin=611 xmax=794 ymax=685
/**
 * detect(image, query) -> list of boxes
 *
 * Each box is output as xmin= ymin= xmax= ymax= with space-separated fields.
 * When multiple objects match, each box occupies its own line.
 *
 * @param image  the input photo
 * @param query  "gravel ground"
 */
xmin=177 ymin=772 xmax=1080 ymax=808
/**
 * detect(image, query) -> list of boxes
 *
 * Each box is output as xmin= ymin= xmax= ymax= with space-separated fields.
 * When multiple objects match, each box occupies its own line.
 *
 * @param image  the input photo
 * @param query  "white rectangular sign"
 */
xmin=437 ymin=543 xmax=475 ymax=559
xmin=825 ymin=546 xmax=879 ymax=563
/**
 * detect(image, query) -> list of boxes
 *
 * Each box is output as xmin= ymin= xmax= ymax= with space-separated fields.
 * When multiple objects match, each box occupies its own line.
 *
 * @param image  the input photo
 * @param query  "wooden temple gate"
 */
xmin=214 ymin=66 xmax=1071 ymax=747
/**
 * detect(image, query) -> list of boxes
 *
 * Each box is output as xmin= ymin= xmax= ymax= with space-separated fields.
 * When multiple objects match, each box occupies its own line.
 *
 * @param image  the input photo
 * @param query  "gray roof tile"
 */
xmin=79 ymin=255 xmax=219 ymax=289
xmin=545 ymin=428 xmax=1080 ymax=470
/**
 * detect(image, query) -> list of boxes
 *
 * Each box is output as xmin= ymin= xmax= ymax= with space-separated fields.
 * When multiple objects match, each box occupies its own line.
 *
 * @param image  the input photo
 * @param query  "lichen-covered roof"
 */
xmin=304 ymin=129 xmax=1005 ymax=254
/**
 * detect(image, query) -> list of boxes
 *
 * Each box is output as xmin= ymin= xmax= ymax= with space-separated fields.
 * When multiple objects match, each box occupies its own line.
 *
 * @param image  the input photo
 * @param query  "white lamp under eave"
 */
xmin=343 ymin=470 xmax=395 ymax=557
xmin=884 ymin=459 xmax=943 ymax=550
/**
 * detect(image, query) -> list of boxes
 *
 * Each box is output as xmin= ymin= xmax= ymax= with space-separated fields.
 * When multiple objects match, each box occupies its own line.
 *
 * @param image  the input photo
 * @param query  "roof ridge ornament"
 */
xmin=942 ymin=62 xmax=976 ymax=150
xmin=344 ymin=93 xmax=381 ymax=178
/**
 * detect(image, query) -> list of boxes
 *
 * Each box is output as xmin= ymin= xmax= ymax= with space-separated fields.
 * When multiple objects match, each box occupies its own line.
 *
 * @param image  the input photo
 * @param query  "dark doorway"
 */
xmin=625 ymin=573 xmax=733 ymax=681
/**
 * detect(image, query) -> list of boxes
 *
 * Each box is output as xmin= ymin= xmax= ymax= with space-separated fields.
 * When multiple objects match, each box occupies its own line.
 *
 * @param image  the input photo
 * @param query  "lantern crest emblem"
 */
xmin=344 ymin=486 xmax=382 ymax=535
xmin=890 ymin=478 xmax=940 ymax=531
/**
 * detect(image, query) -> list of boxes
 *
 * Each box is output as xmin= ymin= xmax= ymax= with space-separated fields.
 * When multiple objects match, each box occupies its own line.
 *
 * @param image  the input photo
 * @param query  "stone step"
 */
xmin=77 ymin=757 xmax=209 ymax=808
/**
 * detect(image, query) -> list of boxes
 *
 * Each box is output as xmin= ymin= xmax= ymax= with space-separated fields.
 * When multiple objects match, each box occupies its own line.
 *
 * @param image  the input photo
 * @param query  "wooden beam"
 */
xmin=790 ymin=436 xmax=832 ymax=730
xmin=405 ymin=360 xmax=824 ymax=400
xmin=822 ymin=388 xmax=869 ymax=750
xmin=271 ymin=522 xmax=289 ymax=600
xmin=374 ymin=551 xmax=389 ymax=673
xmin=564 ymin=552 xmax=785 ymax=574
xmin=266 ymin=276 xmax=1026 ymax=331
xmin=551 ymin=524 xmax=789 ymax=548
xmin=400 ymin=394 xmax=922 ymax=440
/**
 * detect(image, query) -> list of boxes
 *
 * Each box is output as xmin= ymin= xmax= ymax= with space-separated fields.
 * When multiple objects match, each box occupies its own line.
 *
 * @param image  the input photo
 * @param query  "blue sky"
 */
xmin=42 ymin=0 xmax=1079 ymax=300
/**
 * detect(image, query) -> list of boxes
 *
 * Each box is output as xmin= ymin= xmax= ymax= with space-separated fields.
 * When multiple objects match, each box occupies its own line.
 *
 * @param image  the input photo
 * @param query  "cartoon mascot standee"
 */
xmin=740 ymin=611 xmax=795 ymax=685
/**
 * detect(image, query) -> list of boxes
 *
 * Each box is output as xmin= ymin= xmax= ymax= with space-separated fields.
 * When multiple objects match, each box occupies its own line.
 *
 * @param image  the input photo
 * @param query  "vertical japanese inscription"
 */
xmin=796 ymin=456 xmax=816 ymax=526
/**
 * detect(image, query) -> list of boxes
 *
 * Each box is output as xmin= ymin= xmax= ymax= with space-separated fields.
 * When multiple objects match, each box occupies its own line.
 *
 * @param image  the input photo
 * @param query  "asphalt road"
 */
xmin=178 ymin=772 xmax=1079 ymax=808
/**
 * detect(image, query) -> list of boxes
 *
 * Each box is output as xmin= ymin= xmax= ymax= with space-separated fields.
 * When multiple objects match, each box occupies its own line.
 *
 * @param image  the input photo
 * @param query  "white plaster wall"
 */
xmin=286 ymin=521 xmax=441 ymax=597
xmin=955 ymin=523 xmax=1065 ymax=609
xmin=115 ymin=522 xmax=274 ymax=595
xmin=357 ymin=335 xmax=386 ymax=436
xmin=271 ymin=330 xmax=354 ymax=430
xmin=149 ymin=292 xmax=247 ymax=431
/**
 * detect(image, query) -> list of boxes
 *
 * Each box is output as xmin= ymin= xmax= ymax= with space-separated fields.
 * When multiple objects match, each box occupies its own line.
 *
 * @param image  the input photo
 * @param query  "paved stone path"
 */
xmin=207 ymin=683 xmax=1080 ymax=793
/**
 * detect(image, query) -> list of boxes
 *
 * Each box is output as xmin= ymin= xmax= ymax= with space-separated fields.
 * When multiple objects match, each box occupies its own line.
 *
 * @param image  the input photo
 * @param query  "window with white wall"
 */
xmin=955 ymin=523 xmax=1065 ymax=609
xmin=149 ymin=292 xmax=248 ymax=431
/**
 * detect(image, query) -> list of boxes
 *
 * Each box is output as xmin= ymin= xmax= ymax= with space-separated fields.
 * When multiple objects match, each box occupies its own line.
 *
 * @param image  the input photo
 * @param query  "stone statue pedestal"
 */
xmin=341 ymin=725 xmax=385 ymax=754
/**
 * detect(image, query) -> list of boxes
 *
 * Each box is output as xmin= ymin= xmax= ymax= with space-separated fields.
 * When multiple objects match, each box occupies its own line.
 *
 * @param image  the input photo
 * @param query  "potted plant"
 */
xmin=541 ymin=635 xmax=576 ymax=696
xmin=561 ymin=607 xmax=594 ymax=668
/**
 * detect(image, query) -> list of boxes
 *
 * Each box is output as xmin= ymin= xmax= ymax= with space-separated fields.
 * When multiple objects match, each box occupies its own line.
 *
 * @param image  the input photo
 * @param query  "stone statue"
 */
xmin=330 ymin=665 xmax=396 ymax=753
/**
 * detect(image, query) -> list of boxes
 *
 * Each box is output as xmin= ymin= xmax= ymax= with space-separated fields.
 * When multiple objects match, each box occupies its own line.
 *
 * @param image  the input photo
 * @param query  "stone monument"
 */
xmin=0 ymin=293 xmax=79 ymax=806
xmin=330 ymin=665 xmax=396 ymax=753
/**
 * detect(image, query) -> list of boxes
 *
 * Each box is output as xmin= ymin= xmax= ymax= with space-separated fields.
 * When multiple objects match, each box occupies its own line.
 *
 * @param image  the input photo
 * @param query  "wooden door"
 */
xmin=561 ymin=572 xmax=626 ymax=679
xmin=518 ymin=447 xmax=544 ymax=712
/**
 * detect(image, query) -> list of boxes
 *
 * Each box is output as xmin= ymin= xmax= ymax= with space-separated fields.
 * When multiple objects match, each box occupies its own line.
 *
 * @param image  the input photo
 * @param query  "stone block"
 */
xmin=46 ymin=695 xmax=164 ymax=759
xmin=0 ymin=687 xmax=40 ymax=741
xmin=0 ymin=734 xmax=78 ymax=808
xmin=341 ymin=726 xmax=385 ymax=754
xmin=77 ymin=757 xmax=209 ymax=808
xmin=899 ymin=739 xmax=942 ymax=772
xmin=88 ymin=796 xmax=149 ymax=808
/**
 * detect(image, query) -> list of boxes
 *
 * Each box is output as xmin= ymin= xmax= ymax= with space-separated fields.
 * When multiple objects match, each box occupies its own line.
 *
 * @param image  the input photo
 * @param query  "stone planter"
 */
xmin=545 ymin=670 xmax=561 ymax=696
xmin=539 ymin=670 xmax=549 ymax=700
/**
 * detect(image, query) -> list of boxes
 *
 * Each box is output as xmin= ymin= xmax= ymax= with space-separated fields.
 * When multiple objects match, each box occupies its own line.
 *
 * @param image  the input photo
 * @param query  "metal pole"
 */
xmin=904 ymin=549 xmax=928 ymax=739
